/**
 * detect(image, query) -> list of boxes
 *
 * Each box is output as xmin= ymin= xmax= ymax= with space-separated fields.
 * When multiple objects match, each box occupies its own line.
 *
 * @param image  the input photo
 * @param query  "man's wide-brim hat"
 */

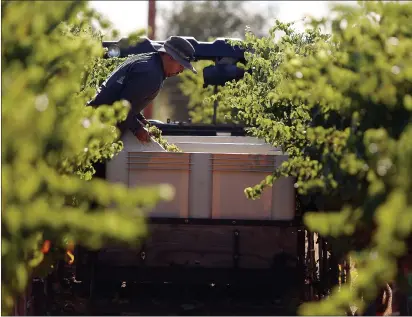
xmin=158 ymin=36 xmax=197 ymax=74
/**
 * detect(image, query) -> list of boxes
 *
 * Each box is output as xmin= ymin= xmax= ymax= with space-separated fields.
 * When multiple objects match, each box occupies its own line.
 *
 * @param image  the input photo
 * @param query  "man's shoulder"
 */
xmin=128 ymin=52 xmax=162 ymax=75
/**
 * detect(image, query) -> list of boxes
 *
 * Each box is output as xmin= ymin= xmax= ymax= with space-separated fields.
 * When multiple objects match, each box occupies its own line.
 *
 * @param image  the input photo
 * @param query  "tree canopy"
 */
xmin=160 ymin=0 xmax=277 ymax=41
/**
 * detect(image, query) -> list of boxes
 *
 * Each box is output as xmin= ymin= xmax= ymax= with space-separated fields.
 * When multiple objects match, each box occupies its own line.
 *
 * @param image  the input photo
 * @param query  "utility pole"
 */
xmin=148 ymin=0 xmax=156 ymax=40
xmin=144 ymin=0 xmax=156 ymax=119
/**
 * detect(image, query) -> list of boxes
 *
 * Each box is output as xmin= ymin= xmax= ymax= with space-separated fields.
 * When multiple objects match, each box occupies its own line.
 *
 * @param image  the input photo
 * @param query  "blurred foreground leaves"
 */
xmin=1 ymin=1 xmax=174 ymax=314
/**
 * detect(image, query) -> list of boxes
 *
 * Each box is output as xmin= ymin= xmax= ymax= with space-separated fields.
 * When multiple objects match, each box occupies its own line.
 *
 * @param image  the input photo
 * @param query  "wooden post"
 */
xmin=144 ymin=0 xmax=156 ymax=119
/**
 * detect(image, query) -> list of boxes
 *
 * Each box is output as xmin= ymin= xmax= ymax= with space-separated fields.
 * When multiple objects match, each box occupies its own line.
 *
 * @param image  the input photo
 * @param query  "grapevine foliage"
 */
xmin=1 ymin=1 xmax=174 ymax=314
xmin=213 ymin=1 xmax=412 ymax=315
xmin=148 ymin=125 xmax=182 ymax=152
xmin=179 ymin=60 xmax=232 ymax=123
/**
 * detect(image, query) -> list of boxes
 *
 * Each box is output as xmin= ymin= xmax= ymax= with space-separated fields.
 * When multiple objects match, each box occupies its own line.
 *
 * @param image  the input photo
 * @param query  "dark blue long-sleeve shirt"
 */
xmin=88 ymin=52 xmax=166 ymax=135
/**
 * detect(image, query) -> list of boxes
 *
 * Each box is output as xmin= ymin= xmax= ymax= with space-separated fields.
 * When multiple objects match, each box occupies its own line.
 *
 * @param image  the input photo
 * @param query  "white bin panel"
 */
xmin=211 ymin=154 xmax=274 ymax=220
xmin=127 ymin=152 xmax=190 ymax=218
xmin=271 ymin=156 xmax=296 ymax=221
xmin=188 ymin=153 xmax=213 ymax=218
xmin=164 ymin=135 xmax=282 ymax=155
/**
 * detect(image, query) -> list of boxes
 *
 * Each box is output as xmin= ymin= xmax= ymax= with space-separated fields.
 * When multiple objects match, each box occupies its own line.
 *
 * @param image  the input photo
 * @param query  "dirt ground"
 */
xmin=49 ymin=280 xmax=300 ymax=316
xmin=43 ymin=265 xmax=301 ymax=316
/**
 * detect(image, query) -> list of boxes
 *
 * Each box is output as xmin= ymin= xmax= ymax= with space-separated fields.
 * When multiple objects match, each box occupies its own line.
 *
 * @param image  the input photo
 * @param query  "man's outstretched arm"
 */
xmin=119 ymin=72 xmax=158 ymax=136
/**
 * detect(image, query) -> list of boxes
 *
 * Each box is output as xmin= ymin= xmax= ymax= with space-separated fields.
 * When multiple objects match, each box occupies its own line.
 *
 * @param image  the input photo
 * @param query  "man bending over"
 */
xmin=88 ymin=36 xmax=197 ymax=142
